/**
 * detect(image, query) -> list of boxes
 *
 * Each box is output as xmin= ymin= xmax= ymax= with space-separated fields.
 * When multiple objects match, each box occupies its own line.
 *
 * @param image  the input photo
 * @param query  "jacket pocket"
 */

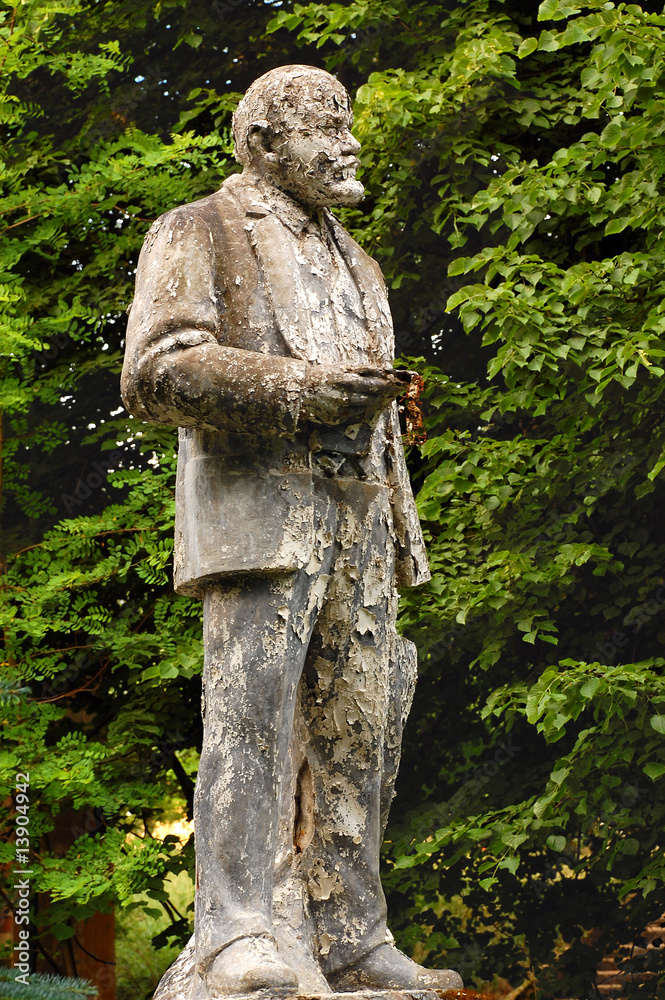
xmin=174 ymin=464 xmax=315 ymax=597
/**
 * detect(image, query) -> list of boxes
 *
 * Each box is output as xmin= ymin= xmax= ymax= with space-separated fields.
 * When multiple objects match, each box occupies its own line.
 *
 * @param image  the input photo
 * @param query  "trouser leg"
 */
xmin=298 ymin=481 xmax=401 ymax=974
xmin=194 ymin=557 xmax=332 ymax=977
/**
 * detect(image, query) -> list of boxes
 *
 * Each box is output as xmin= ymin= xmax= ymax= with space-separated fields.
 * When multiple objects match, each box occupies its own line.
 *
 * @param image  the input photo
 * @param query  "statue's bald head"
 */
xmin=232 ymin=65 xmax=363 ymax=210
xmin=233 ymin=65 xmax=352 ymax=166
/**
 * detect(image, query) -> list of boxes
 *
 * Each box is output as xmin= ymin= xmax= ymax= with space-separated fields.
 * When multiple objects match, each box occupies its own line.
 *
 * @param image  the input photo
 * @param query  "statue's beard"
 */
xmin=274 ymin=152 xmax=365 ymax=208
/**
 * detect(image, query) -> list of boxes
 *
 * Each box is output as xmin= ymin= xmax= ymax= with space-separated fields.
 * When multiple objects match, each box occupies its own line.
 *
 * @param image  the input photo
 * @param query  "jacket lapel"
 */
xmin=324 ymin=211 xmax=394 ymax=368
xmin=228 ymin=175 xmax=393 ymax=368
xmin=228 ymin=177 xmax=318 ymax=361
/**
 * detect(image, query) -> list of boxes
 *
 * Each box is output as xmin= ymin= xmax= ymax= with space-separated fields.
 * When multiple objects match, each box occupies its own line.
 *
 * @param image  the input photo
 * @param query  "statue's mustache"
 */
xmin=318 ymin=153 xmax=360 ymax=179
xmin=293 ymin=151 xmax=361 ymax=180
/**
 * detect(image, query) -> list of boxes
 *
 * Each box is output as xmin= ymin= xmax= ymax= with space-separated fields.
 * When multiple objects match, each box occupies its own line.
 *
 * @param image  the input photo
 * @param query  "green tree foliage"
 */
xmin=2 ymin=0 xmax=665 ymax=996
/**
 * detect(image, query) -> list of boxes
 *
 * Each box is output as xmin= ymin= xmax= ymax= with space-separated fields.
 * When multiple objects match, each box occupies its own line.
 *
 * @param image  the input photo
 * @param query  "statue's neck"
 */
xmin=242 ymin=165 xmax=324 ymax=223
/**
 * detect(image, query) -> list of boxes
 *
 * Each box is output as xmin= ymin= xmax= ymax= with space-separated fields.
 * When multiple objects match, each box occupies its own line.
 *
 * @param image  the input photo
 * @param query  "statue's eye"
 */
xmin=318 ymin=118 xmax=347 ymax=137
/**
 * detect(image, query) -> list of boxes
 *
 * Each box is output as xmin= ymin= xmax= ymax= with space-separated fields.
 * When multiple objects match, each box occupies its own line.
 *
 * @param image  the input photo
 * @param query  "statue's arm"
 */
xmin=121 ymin=207 xmax=313 ymax=435
xmin=121 ymin=206 xmax=404 ymax=434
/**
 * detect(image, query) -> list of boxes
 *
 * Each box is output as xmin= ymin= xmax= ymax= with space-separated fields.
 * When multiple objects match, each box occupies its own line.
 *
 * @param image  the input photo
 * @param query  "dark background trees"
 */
xmin=2 ymin=1 xmax=665 ymax=997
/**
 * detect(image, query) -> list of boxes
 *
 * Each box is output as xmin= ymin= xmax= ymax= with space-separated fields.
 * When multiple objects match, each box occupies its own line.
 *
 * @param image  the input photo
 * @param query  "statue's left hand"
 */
xmin=300 ymin=364 xmax=408 ymax=426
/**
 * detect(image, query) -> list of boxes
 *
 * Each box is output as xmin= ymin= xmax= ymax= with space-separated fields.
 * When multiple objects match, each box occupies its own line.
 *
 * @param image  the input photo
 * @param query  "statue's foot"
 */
xmin=328 ymin=942 xmax=463 ymax=992
xmin=207 ymin=935 xmax=299 ymax=996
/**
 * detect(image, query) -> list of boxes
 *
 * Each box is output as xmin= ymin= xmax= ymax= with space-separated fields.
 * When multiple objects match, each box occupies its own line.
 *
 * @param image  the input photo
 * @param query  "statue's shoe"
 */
xmin=207 ymin=935 xmax=299 ymax=996
xmin=328 ymin=942 xmax=463 ymax=992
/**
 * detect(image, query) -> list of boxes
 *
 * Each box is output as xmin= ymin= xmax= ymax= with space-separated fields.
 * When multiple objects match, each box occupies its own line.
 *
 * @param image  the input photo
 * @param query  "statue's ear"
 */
xmin=247 ymin=120 xmax=278 ymax=164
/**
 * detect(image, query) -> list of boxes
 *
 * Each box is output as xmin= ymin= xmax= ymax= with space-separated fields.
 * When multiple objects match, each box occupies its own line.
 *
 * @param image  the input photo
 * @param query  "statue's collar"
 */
xmin=226 ymin=172 xmax=333 ymax=239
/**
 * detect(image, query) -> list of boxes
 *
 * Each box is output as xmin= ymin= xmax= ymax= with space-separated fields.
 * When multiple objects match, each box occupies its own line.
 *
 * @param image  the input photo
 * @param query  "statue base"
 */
xmin=152 ymin=937 xmax=468 ymax=1000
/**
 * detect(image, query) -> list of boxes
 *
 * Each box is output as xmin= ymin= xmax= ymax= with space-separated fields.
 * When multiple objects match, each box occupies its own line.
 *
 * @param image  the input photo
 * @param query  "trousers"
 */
xmin=193 ymin=475 xmax=417 ymax=983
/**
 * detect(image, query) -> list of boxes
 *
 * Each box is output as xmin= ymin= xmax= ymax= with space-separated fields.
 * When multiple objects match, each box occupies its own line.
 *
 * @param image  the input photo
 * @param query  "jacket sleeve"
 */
xmin=121 ymin=205 xmax=310 ymax=435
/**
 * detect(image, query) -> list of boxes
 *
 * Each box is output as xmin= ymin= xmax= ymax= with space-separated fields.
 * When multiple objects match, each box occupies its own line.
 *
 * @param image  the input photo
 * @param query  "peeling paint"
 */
xmin=356 ymin=608 xmax=376 ymax=635
xmin=307 ymin=860 xmax=343 ymax=902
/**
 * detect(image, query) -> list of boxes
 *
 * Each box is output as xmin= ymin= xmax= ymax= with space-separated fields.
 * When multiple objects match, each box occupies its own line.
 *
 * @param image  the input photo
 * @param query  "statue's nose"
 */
xmin=340 ymin=131 xmax=361 ymax=155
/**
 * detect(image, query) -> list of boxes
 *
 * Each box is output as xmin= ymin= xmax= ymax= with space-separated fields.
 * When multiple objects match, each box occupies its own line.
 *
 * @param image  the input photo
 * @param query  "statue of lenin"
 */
xmin=121 ymin=64 xmax=462 ymax=1000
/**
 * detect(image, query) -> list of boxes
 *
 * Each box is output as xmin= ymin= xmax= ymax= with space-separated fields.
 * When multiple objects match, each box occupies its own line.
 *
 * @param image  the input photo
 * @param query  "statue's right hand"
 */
xmin=300 ymin=365 xmax=406 ymax=426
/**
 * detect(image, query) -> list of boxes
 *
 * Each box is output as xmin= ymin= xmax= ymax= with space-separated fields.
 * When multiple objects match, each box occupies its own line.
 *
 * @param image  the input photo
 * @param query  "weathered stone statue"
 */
xmin=121 ymin=65 xmax=462 ymax=1000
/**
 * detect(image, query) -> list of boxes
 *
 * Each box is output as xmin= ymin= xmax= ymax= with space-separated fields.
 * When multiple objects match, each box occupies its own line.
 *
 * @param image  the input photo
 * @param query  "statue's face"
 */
xmin=269 ymin=99 xmax=364 ymax=209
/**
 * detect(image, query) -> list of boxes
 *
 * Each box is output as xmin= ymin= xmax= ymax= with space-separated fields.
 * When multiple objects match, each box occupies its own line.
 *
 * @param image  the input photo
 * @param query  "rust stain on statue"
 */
xmin=400 ymin=371 xmax=426 ymax=447
xmin=293 ymin=757 xmax=315 ymax=853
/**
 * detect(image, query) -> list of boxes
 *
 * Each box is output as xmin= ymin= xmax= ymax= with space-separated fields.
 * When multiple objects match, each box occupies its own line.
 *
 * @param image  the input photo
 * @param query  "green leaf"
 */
xmin=538 ymin=30 xmax=560 ymax=52
xmin=605 ymin=217 xmax=630 ymax=236
xmin=538 ymin=0 xmax=563 ymax=19
xmin=647 ymin=452 xmax=665 ymax=482
xmin=448 ymin=256 xmax=470 ymax=276
xmin=649 ymin=715 xmax=665 ymax=734
xmin=600 ymin=122 xmax=623 ymax=148
xmin=6 ymin=0 xmax=665 ymax=990
xmin=498 ymin=855 xmax=520 ymax=874
xmin=580 ymin=677 xmax=600 ymax=699
xmin=617 ymin=838 xmax=640 ymax=855
xmin=643 ymin=762 xmax=665 ymax=780
xmin=550 ymin=768 xmax=570 ymax=785
xmin=517 ymin=38 xmax=538 ymax=59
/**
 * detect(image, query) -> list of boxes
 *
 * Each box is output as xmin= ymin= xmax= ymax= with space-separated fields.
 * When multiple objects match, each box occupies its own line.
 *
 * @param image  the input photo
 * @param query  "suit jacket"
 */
xmin=121 ymin=172 xmax=430 ymax=598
